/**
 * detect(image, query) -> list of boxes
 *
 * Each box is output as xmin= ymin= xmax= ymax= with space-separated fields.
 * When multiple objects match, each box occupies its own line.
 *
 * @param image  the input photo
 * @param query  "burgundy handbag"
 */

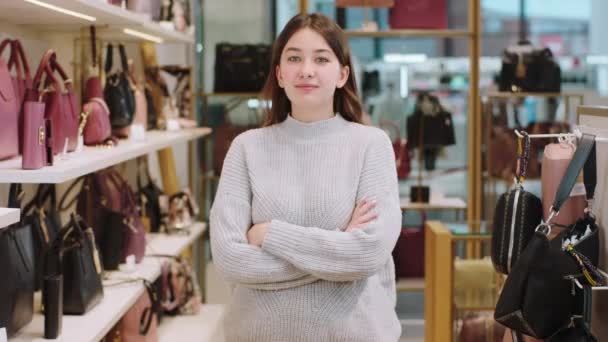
xmin=60 ymin=167 xmax=145 ymax=270
xmin=29 ymin=50 xmax=80 ymax=155
xmin=379 ymin=119 xmax=411 ymax=179
xmin=389 ymin=0 xmax=448 ymax=29
xmin=0 ymin=39 xmax=19 ymax=160
xmin=392 ymin=211 xmax=426 ymax=278
xmin=82 ymin=98 xmax=112 ymax=145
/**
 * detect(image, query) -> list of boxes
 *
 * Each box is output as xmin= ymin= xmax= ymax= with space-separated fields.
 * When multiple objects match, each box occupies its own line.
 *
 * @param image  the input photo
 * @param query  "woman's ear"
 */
xmin=337 ymin=65 xmax=350 ymax=89
xmin=276 ymin=65 xmax=284 ymax=88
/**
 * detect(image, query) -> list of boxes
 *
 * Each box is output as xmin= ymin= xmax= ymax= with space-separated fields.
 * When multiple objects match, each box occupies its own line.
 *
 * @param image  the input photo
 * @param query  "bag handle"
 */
xmin=104 ymin=44 xmax=113 ymax=73
xmin=90 ymin=26 xmax=97 ymax=68
xmin=58 ymin=177 xmax=86 ymax=212
xmin=549 ymin=133 xmax=596 ymax=222
xmin=104 ymin=44 xmax=129 ymax=73
xmin=9 ymin=40 xmax=32 ymax=83
xmin=515 ymin=131 xmax=531 ymax=183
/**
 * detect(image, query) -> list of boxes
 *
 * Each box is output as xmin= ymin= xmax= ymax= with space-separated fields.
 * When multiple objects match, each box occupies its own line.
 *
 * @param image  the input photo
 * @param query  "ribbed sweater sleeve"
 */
xmin=261 ymin=132 xmax=401 ymax=282
xmin=210 ymin=135 xmax=318 ymax=290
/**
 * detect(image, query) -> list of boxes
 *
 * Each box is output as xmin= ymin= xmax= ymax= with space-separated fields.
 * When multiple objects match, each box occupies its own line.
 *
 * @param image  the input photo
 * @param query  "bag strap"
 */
xmin=515 ymin=131 xmax=531 ymax=183
xmin=58 ymin=177 xmax=86 ymax=212
xmin=105 ymin=44 xmax=114 ymax=73
xmin=550 ymin=134 xmax=596 ymax=220
xmin=118 ymin=44 xmax=129 ymax=73
xmin=90 ymin=26 xmax=97 ymax=68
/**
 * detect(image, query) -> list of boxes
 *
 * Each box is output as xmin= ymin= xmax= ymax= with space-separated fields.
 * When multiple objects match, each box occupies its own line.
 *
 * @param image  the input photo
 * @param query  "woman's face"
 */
xmin=276 ymin=28 xmax=349 ymax=112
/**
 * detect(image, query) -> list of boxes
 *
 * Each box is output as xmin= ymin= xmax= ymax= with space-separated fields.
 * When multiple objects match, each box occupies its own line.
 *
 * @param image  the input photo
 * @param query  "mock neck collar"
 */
xmin=278 ymin=113 xmax=348 ymax=141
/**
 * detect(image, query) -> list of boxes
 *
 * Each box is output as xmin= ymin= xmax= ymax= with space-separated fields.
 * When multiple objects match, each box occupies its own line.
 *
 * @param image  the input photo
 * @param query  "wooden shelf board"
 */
xmin=396 ymin=278 xmax=425 ymax=292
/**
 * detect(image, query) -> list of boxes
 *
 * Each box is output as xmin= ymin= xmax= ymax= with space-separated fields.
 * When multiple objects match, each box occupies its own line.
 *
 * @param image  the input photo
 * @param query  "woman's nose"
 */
xmin=299 ymin=60 xmax=315 ymax=79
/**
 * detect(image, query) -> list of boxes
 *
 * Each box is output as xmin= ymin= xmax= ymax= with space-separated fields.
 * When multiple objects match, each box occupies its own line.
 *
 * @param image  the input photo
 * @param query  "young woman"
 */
xmin=210 ymin=13 xmax=402 ymax=341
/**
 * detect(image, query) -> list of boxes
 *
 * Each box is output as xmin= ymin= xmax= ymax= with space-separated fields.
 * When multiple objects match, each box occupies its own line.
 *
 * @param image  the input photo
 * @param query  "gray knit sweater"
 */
xmin=210 ymin=113 xmax=402 ymax=341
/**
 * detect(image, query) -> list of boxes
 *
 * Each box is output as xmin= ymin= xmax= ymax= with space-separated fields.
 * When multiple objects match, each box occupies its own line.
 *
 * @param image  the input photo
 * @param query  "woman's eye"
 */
xmin=316 ymin=57 xmax=329 ymax=63
xmin=287 ymin=56 xmax=301 ymax=62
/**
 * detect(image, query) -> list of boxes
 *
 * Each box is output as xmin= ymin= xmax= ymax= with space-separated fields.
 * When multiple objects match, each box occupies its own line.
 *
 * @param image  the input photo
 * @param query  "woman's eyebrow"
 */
xmin=285 ymin=47 xmax=331 ymax=54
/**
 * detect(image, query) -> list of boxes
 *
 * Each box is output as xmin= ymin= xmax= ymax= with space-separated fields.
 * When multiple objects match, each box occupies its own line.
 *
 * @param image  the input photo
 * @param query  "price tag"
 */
xmin=130 ymin=124 xmax=146 ymax=142
xmin=166 ymin=119 xmax=181 ymax=131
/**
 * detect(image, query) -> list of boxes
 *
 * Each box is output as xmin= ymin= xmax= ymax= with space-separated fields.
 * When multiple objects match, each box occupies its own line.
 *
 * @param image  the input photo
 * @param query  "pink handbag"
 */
xmin=32 ymin=50 xmax=80 ymax=154
xmin=0 ymin=39 xmax=19 ymax=160
xmin=83 ymin=98 xmax=112 ymax=145
xmin=8 ymin=40 xmax=32 ymax=110
xmin=105 ymin=282 xmax=158 ymax=342
xmin=22 ymin=95 xmax=52 ymax=169
xmin=336 ymin=0 xmax=394 ymax=6
xmin=541 ymin=141 xmax=586 ymax=228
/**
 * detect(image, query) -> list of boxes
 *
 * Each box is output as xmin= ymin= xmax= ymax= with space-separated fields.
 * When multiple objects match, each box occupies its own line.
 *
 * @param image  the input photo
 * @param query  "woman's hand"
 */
xmin=247 ymin=222 xmax=270 ymax=247
xmin=345 ymin=198 xmax=378 ymax=232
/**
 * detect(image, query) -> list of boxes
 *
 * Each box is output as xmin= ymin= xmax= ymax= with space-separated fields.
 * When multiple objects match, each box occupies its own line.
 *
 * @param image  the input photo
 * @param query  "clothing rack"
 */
xmin=514 ymin=128 xmax=608 ymax=143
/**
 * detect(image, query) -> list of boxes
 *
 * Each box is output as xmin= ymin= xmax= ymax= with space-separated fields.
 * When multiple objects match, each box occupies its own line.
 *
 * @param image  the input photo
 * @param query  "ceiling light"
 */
xmin=123 ymin=29 xmax=164 ymax=44
xmin=24 ymin=0 xmax=96 ymax=22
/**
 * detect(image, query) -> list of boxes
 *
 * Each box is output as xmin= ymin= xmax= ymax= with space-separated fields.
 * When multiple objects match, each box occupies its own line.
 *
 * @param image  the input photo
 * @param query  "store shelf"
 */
xmin=400 ymin=196 xmax=467 ymax=211
xmin=146 ymin=222 xmax=207 ymax=256
xmin=0 ymin=0 xmax=193 ymax=43
xmin=344 ymin=29 xmax=471 ymax=38
xmin=484 ymin=91 xmax=584 ymax=99
xmin=396 ymin=278 xmax=425 ymax=292
xmin=0 ymin=128 xmax=212 ymax=184
xmin=158 ymin=304 xmax=225 ymax=341
xmin=0 ymin=208 xmax=20 ymax=229
xmin=12 ymin=223 xmax=213 ymax=342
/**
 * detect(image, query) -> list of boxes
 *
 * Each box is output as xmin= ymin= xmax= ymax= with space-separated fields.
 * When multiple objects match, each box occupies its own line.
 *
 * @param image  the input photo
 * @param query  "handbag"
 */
xmin=144 ymin=66 xmax=169 ymax=129
xmin=160 ymin=189 xmax=199 ymax=234
xmin=137 ymin=157 xmax=164 ymax=233
xmin=499 ymin=42 xmax=561 ymax=93
xmin=0 ymin=184 xmax=35 ymax=337
xmin=105 ymin=281 xmax=159 ymax=342
xmin=213 ymin=43 xmax=271 ymax=92
xmin=548 ymin=285 xmax=597 ymax=342
xmin=0 ymin=39 xmax=19 ymax=160
xmin=22 ymin=184 xmax=62 ymax=291
xmin=151 ymin=255 xmax=201 ymax=316
xmin=491 ymin=132 xmax=543 ymax=275
xmin=21 ymin=97 xmax=53 ymax=170
xmin=392 ymin=211 xmax=425 ymax=278
xmin=379 ymin=119 xmax=411 ymax=179
xmin=30 ymin=50 xmax=80 ymax=154
xmin=60 ymin=214 xmax=104 ymax=315
xmin=389 ymin=0 xmax=448 ymax=29
xmin=541 ymin=141 xmax=586 ymax=228
xmin=127 ymin=0 xmax=162 ymax=21
xmin=60 ymin=168 xmax=146 ymax=270
xmin=494 ymin=134 xmax=601 ymax=339
xmin=459 ymin=312 xmax=506 ymax=342
xmin=7 ymin=39 xmax=32 ymax=111
xmin=104 ymin=44 xmax=135 ymax=136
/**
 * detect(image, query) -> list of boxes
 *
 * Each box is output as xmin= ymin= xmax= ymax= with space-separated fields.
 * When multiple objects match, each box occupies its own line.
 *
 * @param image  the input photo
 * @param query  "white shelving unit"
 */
xmin=11 ymin=223 xmax=224 ymax=342
xmin=0 ymin=0 xmax=194 ymax=43
xmin=0 ymin=208 xmax=20 ymax=229
xmin=0 ymin=128 xmax=211 ymax=184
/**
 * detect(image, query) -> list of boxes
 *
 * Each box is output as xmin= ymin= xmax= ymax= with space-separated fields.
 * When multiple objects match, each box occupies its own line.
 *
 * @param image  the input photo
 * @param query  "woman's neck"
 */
xmin=290 ymin=104 xmax=335 ymax=123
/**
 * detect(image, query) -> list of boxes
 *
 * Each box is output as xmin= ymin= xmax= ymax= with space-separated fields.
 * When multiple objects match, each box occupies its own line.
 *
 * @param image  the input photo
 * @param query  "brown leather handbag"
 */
xmin=104 ymin=281 xmax=159 ymax=342
xmin=459 ymin=312 xmax=506 ymax=342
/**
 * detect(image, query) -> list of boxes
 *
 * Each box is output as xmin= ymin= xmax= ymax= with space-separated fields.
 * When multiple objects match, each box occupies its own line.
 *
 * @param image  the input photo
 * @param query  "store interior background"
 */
xmin=200 ymin=1 xmax=608 ymax=341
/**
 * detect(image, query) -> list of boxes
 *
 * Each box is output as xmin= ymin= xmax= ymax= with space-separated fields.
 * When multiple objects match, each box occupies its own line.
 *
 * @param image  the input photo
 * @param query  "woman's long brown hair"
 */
xmin=261 ymin=13 xmax=363 ymax=126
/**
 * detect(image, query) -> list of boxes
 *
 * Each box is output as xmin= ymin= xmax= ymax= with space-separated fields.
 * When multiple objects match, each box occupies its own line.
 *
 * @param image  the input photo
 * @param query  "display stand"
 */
xmin=0 ymin=1 xmax=224 ymax=341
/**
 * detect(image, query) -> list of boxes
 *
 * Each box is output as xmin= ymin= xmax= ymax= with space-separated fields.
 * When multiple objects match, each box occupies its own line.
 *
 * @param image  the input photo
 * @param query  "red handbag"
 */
xmin=389 ymin=0 xmax=448 ymax=29
xmin=379 ymin=120 xmax=411 ymax=179
xmin=29 ymin=50 xmax=80 ymax=155
xmin=22 ymin=101 xmax=52 ymax=169
xmin=0 ymin=39 xmax=19 ymax=160
xmin=392 ymin=212 xmax=426 ymax=278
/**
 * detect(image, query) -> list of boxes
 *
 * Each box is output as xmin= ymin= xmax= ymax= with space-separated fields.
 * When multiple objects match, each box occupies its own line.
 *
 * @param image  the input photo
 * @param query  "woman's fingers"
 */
xmin=355 ymin=211 xmax=378 ymax=225
xmin=354 ymin=198 xmax=376 ymax=217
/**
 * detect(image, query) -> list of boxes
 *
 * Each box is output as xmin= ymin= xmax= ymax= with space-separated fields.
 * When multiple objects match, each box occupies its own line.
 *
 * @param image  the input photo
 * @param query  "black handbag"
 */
xmin=104 ymin=44 xmax=135 ymax=131
xmin=494 ymin=134 xmax=601 ymax=339
xmin=22 ymin=184 xmax=62 ymax=291
xmin=498 ymin=41 xmax=561 ymax=93
xmin=0 ymin=184 xmax=35 ymax=337
xmin=548 ymin=285 xmax=597 ymax=342
xmin=137 ymin=157 xmax=164 ymax=233
xmin=406 ymin=92 xmax=456 ymax=149
xmin=491 ymin=132 xmax=543 ymax=274
xmin=213 ymin=42 xmax=271 ymax=92
xmin=61 ymin=213 xmax=104 ymax=315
